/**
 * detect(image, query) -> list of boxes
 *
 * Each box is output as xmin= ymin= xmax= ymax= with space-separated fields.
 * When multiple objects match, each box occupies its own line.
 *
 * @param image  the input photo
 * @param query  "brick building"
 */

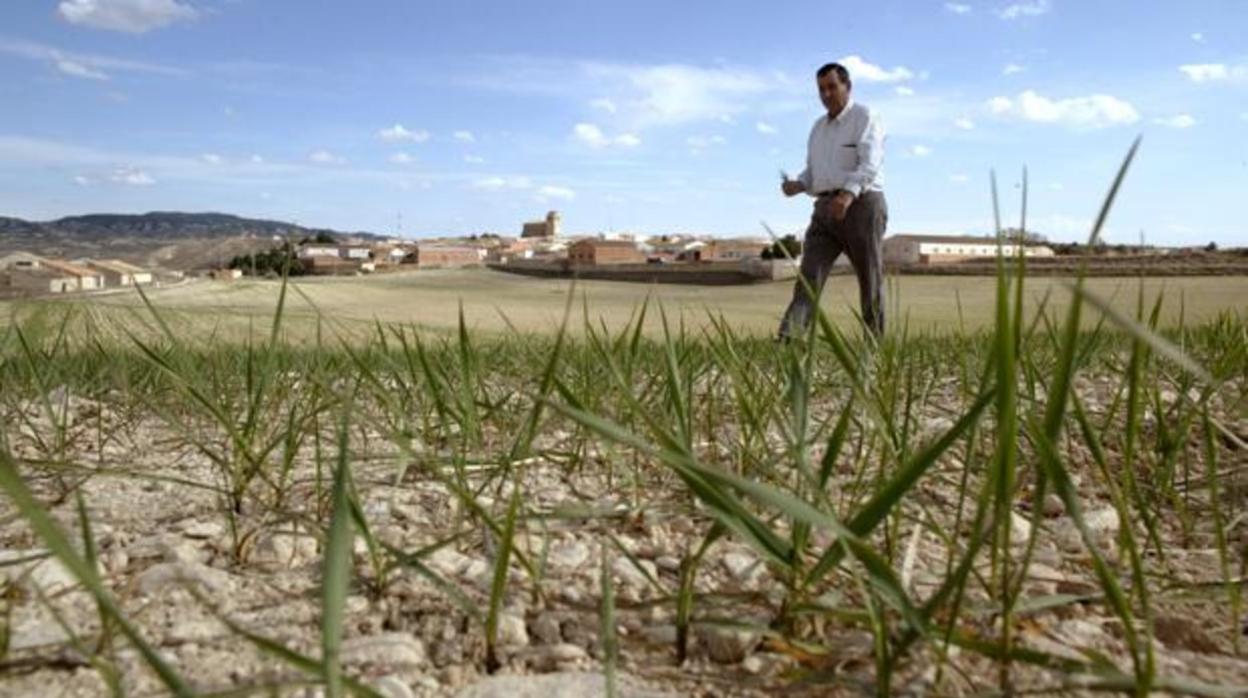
xmin=567 ymin=239 xmax=645 ymax=266
xmin=415 ymin=245 xmax=482 ymax=268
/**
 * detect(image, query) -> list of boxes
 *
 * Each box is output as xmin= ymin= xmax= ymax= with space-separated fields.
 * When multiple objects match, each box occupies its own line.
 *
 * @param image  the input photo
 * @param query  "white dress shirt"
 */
xmin=796 ymin=99 xmax=885 ymax=198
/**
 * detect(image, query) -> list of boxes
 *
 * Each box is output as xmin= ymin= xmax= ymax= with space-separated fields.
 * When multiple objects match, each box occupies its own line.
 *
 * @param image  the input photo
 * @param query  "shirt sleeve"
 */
xmin=843 ymin=110 xmax=884 ymax=197
xmin=797 ymin=119 xmax=816 ymax=192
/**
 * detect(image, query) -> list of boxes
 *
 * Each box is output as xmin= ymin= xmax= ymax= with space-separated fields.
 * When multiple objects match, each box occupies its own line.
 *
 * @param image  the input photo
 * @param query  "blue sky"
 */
xmin=1 ymin=0 xmax=1245 ymax=245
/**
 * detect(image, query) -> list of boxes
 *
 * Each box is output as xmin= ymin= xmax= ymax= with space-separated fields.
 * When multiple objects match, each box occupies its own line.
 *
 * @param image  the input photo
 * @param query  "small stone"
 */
xmin=181 ymin=520 xmax=224 ymax=540
xmin=1062 ymin=619 xmax=1107 ymax=648
xmin=428 ymin=548 xmax=473 ymax=577
xmin=136 ymin=562 xmax=232 ymax=596
xmin=0 ymin=551 xmax=76 ymax=594
xmin=496 ymin=613 xmax=529 ymax=648
xmin=1022 ymin=563 xmax=1063 ymax=596
xmin=721 ymin=552 xmax=758 ymax=580
xmin=1042 ymin=494 xmax=1065 ymax=517
xmin=374 ymin=675 xmax=415 ymax=698
xmin=640 ymin=624 xmax=677 ymax=646
xmin=439 ymin=664 xmax=468 ymax=688
xmin=699 ymin=625 xmax=760 ymax=664
xmin=531 ymin=613 xmax=563 ymax=645
xmin=1084 ymin=507 xmax=1120 ymax=536
xmin=8 ymin=618 xmax=72 ymax=651
xmin=521 ymin=643 xmax=589 ymax=671
xmin=655 ymin=555 xmax=681 ymax=573
xmin=741 ymin=655 xmax=766 ymax=675
xmin=1056 ymin=577 xmax=1097 ymax=596
xmin=1009 ymin=512 xmax=1033 ymax=544
xmin=1154 ymin=614 xmax=1220 ymax=653
xmin=611 ymin=557 xmax=657 ymax=589
xmin=455 ymin=670 xmax=672 ymax=697
xmin=341 ymin=633 xmax=427 ymax=668
xmin=924 ymin=416 xmax=955 ymax=435
xmin=547 ymin=541 xmax=591 ymax=572
xmin=253 ymin=527 xmax=318 ymax=570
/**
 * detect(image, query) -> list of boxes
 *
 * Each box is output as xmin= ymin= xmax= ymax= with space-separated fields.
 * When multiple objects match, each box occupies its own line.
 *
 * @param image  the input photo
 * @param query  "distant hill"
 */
xmin=0 ymin=212 xmax=386 ymax=270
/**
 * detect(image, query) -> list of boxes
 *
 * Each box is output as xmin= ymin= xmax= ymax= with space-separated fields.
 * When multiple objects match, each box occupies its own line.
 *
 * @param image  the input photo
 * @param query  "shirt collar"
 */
xmin=826 ymin=98 xmax=854 ymax=124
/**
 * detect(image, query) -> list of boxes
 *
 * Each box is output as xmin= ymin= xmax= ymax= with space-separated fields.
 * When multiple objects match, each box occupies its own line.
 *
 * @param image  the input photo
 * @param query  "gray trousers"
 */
xmin=779 ymin=190 xmax=888 ymax=338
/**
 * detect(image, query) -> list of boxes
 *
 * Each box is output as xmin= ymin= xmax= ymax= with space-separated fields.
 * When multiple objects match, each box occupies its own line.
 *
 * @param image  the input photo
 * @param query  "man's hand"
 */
xmin=829 ymin=190 xmax=854 ymax=222
xmin=781 ymin=179 xmax=806 ymax=197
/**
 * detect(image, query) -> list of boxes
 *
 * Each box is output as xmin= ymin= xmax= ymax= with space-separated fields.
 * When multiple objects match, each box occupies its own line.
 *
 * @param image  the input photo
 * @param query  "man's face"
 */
xmin=818 ymin=71 xmax=850 ymax=116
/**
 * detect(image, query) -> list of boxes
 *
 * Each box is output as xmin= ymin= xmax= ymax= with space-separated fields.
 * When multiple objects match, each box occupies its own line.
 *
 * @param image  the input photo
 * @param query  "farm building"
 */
xmin=298 ymin=243 xmax=342 ymax=259
xmin=341 ymin=245 xmax=371 ymax=260
xmin=35 ymin=259 xmax=104 ymax=290
xmin=883 ymin=234 xmax=1056 ymax=266
xmin=2 ymin=267 xmax=81 ymax=294
xmin=0 ymin=252 xmax=45 ymax=271
xmin=567 ymin=239 xmax=645 ymax=266
xmin=303 ymin=257 xmax=363 ymax=275
xmin=415 ymin=245 xmax=482 ymax=268
xmin=701 ymin=239 xmax=767 ymax=262
xmin=521 ymin=211 xmax=561 ymax=239
xmin=85 ymin=259 xmax=153 ymax=286
xmin=209 ymin=268 xmax=244 ymax=281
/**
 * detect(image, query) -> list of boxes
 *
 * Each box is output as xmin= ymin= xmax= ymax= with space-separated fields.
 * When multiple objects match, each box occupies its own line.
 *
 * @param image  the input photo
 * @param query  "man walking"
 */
xmin=779 ymin=62 xmax=888 ymax=339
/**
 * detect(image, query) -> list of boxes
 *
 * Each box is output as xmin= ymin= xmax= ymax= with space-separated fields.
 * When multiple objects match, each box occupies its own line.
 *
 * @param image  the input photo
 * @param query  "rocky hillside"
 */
xmin=0 ymin=212 xmax=384 ymax=270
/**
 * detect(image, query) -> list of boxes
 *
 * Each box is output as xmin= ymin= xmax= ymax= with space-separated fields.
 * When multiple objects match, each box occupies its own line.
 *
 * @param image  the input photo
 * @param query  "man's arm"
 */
xmin=782 ymin=119 xmax=817 ymax=197
xmin=841 ymin=111 xmax=885 ymax=198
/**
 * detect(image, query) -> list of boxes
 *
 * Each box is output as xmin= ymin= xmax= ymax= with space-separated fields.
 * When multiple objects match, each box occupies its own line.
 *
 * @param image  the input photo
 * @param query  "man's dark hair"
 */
xmin=816 ymin=62 xmax=851 ymax=89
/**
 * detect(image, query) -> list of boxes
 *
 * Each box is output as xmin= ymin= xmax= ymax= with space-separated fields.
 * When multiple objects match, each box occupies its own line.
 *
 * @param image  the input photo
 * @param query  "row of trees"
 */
xmin=228 ymin=241 xmax=306 ymax=277
xmin=760 ymin=235 xmax=803 ymax=260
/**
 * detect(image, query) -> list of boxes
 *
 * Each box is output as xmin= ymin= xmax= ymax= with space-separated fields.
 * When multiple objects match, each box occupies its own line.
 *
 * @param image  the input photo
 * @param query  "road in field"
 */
xmin=4 ymin=269 xmax=1245 ymax=340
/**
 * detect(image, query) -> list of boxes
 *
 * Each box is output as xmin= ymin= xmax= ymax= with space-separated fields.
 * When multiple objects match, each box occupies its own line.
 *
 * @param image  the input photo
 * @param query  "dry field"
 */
xmin=1 ymin=269 xmax=1245 ymax=342
xmin=1 ymin=264 xmax=1246 ymax=697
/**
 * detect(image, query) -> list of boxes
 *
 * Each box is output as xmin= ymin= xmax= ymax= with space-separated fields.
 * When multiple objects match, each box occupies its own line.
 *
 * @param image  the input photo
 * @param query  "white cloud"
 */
xmin=473 ymin=176 xmax=532 ymax=190
xmin=1190 ymin=32 xmax=1204 ymax=42
xmin=756 ymin=121 xmax=778 ymax=135
xmin=909 ymin=144 xmax=933 ymax=157
xmin=223 ymin=106 xmax=236 ymax=118
xmin=1003 ymin=63 xmax=1025 ymax=75
xmin=537 ymin=185 xmax=576 ymax=201
xmin=0 ymin=37 xmax=186 ymax=77
xmin=954 ymin=117 xmax=976 ymax=130
xmin=453 ymin=130 xmax=475 ymax=143
xmin=1049 ymin=182 xmax=1064 ymax=191
xmin=572 ymin=123 xmax=639 ymax=148
xmin=1241 ymin=112 xmax=1248 ymax=121
xmin=1178 ymin=63 xmax=1247 ymax=82
xmin=590 ymin=97 xmax=618 ymax=113
xmin=309 ymin=150 xmax=344 ymax=164
xmin=839 ymin=55 xmax=915 ymax=83
xmin=1153 ymin=114 xmax=1197 ymax=129
xmin=57 ymin=0 xmax=197 ymax=33
xmin=686 ymin=134 xmax=726 ymax=149
xmin=250 ymin=154 xmax=264 ymax=164
xmin=56 ymin=59 xmax=109 ymax=80
xmin=464 ymin=154 xmax=485 ymax=164
xmin=944 ymin=2 xmax=972 ymax=14
xmin=573 ymin=123 xmax=609 ymax=148
xmin=200 ymin=153 xmax=222 ymax=165
xmin=986 ymin=90 xmax=1139 ymax=129
xmin=584 ymin=62 xmax=773 ymax=128
xmin=950 ymin=173 xmax=970 ymax=183
xmin=996 ymin=0 xmax=1050 ymax=20
xmin=894 ymin=85 xmax=916 ymax=97
xmin=110 ymin=166 xmax=154 ymax=185
xmin=614 ymin=132 xmax=642 ymax=147
xmin=377 ymin=123 xmax=430 ymax=142
xmin=389 ymin=152 xmax=415 ymax=164
xmin=73 ymin=175 xmax=90 ymax=185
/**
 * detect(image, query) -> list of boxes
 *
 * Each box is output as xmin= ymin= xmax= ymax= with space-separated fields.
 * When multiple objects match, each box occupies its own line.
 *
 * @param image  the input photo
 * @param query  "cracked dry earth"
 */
xmin=1 ymin=377 xmax=1247 ymax=697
